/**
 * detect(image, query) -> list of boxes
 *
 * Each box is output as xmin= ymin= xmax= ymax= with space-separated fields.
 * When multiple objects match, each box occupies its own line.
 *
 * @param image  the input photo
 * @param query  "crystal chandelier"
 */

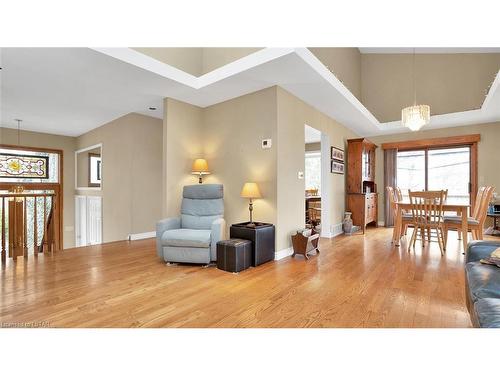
xmin=401 ymin=49 xmax=430 ymax=131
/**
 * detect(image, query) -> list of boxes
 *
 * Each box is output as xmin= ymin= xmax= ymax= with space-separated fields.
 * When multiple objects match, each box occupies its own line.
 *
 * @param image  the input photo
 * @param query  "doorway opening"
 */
xmin=304 ymin=125 xmax=331 ymax=237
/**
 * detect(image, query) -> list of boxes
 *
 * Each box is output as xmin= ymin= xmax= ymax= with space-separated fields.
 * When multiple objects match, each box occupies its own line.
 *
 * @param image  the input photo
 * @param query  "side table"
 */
xmin=230 ymin=222 xmax=275 ymax=266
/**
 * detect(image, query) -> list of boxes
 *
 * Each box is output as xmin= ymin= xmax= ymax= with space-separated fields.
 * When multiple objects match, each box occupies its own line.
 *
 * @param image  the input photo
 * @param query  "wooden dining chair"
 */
xmin=308 ymin=200 xmax=321 ymax=224
xmin=387 ymin=186 xmax=413 ymax=244
xmin=443 ymin=186 xmax=494 ymax=247
xmin=408 ymin=190 xmax=446 ymax=255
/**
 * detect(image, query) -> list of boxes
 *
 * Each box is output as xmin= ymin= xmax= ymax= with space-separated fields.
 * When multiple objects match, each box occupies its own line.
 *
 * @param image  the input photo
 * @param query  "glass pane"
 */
xmin=397 ymin=150 xmax=425 ymax=198
xmin=428 ymin=147 xmax=470 ymax=204
xmin=0 ymin=148 xmax=59 ymax=183
xmin=305 ymin=152 xmax=321 ymax=195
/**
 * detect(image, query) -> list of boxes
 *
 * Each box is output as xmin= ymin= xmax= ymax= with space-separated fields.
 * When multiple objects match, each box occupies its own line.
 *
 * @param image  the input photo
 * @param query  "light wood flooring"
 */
xmin=0 ymin=228 xmax=476 ymax=327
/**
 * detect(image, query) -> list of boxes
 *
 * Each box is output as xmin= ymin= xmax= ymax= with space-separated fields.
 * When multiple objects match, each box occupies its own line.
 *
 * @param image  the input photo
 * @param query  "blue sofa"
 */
xmin=156 ymin=184 xmax=226 ymax=264
xmin=465 ymin=240 xmax=500 ymax=327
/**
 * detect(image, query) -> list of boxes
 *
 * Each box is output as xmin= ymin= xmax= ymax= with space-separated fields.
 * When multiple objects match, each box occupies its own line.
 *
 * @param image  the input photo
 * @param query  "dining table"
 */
xmin=394 ymin=200 xmax=471 ymax=251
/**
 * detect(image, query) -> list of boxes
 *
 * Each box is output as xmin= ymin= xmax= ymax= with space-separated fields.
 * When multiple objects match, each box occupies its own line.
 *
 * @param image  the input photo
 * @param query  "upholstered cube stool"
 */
xmin=216 ymin=239 xmax=252 ymax=273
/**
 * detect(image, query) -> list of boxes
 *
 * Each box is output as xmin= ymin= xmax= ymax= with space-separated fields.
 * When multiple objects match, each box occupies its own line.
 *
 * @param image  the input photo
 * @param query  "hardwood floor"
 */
xmin=0 ymin=228 xmax=475 ymax=328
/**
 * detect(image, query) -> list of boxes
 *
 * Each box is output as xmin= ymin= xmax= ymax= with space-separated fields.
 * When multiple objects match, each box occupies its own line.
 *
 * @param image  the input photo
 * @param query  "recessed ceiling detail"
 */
xmin=1 ymin=47 xmax=500 ymax=137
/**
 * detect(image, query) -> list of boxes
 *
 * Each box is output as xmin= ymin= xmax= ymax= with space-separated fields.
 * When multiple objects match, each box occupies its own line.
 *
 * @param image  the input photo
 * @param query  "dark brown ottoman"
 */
xmin=216 ymin=239 xmax=252 ymax=273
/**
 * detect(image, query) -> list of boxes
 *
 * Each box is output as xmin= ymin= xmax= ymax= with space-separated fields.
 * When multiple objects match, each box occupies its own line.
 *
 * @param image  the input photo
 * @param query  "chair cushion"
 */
xmin=443 ymin=216 xmax=479 ymax=225
xmin=474 ymin=298 xmax=500 ymax=328
xmin=181 ymin=197 xmax=223 ymax=230
xmin=183 ymin=184 xmax=223 ymax=199
xmin=465 ymin=262 xmax=500 ymax=302
xmin=161 ymin=229 xmax=211 ymax=248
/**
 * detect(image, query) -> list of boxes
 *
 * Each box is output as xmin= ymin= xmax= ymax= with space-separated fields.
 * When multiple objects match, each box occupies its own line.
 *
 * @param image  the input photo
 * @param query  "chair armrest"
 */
xmin=156 ymin=217 xmax=181 ymax=258
xmin=466 ymin=240 xmax=500 ymax=264
xmin=210 ymin=218 xmax=226 ymax=261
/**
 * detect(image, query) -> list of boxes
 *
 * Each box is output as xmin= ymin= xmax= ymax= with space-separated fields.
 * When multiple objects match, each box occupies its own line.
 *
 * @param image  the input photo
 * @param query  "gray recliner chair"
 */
xmin=156 ymin=184 xmax=226 ymax=264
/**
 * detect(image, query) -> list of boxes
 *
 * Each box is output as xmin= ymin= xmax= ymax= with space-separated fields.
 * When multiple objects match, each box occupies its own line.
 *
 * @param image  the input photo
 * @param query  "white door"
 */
xmin=87 ymin=196 xmax=102 ymax=245
xmin=75 ymin=195 xmax=102 ymax=247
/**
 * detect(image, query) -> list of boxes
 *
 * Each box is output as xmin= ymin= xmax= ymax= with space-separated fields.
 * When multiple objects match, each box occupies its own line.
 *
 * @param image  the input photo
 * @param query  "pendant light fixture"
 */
xmin=401 ymin=48 xmax=430 ymax=131
xmin=14 ymin=119 xmax=22 ymax=144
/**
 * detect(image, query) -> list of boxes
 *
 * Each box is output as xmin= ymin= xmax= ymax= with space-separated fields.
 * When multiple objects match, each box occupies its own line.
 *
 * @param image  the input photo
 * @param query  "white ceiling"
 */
xmin=305 ymin=125 xmax=321 ymax=144
xmin=359 ymin=47 xmax=500 ymax=54
xmin=0 ymin=48 xmax=164 ymax=136
xmin=1 ymin=47 xmax=500 ymax=138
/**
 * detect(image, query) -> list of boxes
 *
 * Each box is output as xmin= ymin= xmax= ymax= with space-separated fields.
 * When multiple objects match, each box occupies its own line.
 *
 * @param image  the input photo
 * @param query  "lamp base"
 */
xmin=246 ymin=222 xmax=256 ymax=228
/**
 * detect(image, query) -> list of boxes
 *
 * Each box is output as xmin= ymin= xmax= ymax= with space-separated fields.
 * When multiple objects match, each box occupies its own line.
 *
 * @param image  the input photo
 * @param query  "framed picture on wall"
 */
xmin=331 ymin=160 xmax=345 ymax=174
xmin=331 ymin=147 xmax=344 ymax=162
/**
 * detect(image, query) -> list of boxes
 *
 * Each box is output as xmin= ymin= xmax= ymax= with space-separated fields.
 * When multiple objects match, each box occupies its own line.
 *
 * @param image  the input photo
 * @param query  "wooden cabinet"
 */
xmin=346 ymin=138 xmax=378 ymax=234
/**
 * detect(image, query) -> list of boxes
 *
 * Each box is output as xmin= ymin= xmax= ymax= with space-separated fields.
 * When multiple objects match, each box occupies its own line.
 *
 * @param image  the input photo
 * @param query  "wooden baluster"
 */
xmin=50 ymin=196 xmax=55 ymax=253
xmin=1 ymin=197 xmax=5 ymax=263
xmin=34 ymin=197 xmax=38 ymax=256
xmin=43 ymin=195 xmax=47 ymax=253
xmin=12 ymin=196 xmax=17 ymax=261
xmin=24 ymin=196 xmax=28 ymax=257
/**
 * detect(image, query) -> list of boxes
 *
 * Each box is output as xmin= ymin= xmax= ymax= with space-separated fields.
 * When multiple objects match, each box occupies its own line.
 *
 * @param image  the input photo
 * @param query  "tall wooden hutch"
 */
xmin=346 ymin=138 xmax=378 ymax=234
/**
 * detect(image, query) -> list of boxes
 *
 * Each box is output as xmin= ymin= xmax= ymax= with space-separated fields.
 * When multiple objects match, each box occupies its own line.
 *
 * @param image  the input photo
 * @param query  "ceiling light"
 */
xmin=401 ymin=49 xmax=430 ymax=131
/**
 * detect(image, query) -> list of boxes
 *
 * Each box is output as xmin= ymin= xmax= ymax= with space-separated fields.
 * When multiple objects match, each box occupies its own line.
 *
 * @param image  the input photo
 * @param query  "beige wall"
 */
xmin=132 ymin=47 xmax=203 ymax=76
xmin=201 ymin=48 xmax=262 ymax=75
xmin=309 ymin=48 xmax=362 ymax=100
xmin=77 ymin=113 xmax=163 ymax=242
xmin=276 ymin=87 xmax=359 ymax=250
xmin=0 ymin=127 xmax=77 ymax=249
xmin=203 ymin=87 xmax=278 ymax=234
xmin=361 ymin=54 xmax=500 ymax=122
xmin=163 ymin=98 xmax=204 ymax=217
xmin=133 ymin=47 xmax=262 ymax=77
xmin=162 ymin=86 xmax=359 ymax=252
xmin=370 ymin=122 xmax=500 ymax=224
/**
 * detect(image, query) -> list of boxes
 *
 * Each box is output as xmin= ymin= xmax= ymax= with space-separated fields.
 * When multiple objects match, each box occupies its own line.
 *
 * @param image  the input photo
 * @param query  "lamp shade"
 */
xmin=191 ymin=159 xmax=210 ymax=175
xmin=241 ymin=182 xmax=261 ymax=199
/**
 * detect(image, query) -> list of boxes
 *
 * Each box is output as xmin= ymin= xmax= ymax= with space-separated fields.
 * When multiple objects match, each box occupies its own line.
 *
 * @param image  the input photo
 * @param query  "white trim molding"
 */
xmin=275 ymin=247 xmax=294 ymax=261
xmin=128 ymin=231 xmax=156 ymax=241
xmin=331 ymin=223 xmax=344 ymax=237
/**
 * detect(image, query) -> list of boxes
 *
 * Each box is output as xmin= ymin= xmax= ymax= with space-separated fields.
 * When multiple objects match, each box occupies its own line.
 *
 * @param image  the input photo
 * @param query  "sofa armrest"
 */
xmin=466 ymin=240 xmax=500 ymax=264
xmin=156 ymin=217 xmax=181 ymax=258
xmin=210 ymin=218 xmax=226 ymax=261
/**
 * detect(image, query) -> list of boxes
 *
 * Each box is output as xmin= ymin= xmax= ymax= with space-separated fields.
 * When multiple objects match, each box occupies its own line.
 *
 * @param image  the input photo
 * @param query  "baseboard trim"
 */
xmin=128 ymin=231 xmax=156 ymax=241
xmin=275 ymin=247 xmax=294 ymax=261
xmin=378 ymin=221 xmax=385 ymax=227
xmin=331 ymin=222 xmax=343 ymax=237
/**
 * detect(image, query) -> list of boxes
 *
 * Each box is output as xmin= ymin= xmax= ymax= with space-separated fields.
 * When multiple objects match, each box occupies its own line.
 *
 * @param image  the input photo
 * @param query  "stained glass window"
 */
xmin=0 ymin=148 xmax=59 ymax=183
xmin=0 ymin=153 xmax=49 ymax=179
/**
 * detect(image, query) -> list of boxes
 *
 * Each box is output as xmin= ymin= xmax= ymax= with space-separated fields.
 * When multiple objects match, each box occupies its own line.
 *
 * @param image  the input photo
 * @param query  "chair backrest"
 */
xmin=409 ymin=190 xmax=445 ymax=226
xmin=308 ymin=201 xmax=321 ymax=222
xmin=395 ymin=187 xmax=403 ymax=202
xmin=386 ymin=186 xmax=397 ymax=217
xmin=181 ymin=184 xmax=224 ymax=230
xmin=472 ymin=186 xmax=487 ymax=219
xmin=426 ymin=189 xmax=448 ymax=200
xmin=477 ymin=186 xmax=495 ymax=225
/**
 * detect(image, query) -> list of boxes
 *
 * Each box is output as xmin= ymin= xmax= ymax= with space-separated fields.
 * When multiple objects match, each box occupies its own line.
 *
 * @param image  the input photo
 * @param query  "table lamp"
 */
xmin=192 ymin=159 xmax=210 ymax=183
xmin=241 ymin=182 xmax=261 ymax=227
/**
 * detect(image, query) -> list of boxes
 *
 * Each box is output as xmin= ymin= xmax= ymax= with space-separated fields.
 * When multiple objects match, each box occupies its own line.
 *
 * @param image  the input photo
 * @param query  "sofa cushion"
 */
xmin=474 ymin=298 xmax=500 ymax=328
xmin=161 ymin=229 xmax=211 ymax=248
xmin=465 ymin=262 xmax=500 ymax=302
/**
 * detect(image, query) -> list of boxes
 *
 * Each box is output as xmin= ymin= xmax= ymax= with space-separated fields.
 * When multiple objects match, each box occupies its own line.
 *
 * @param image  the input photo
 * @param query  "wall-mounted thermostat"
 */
xmin=262 ymin=139 xmax=272 ymax=149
